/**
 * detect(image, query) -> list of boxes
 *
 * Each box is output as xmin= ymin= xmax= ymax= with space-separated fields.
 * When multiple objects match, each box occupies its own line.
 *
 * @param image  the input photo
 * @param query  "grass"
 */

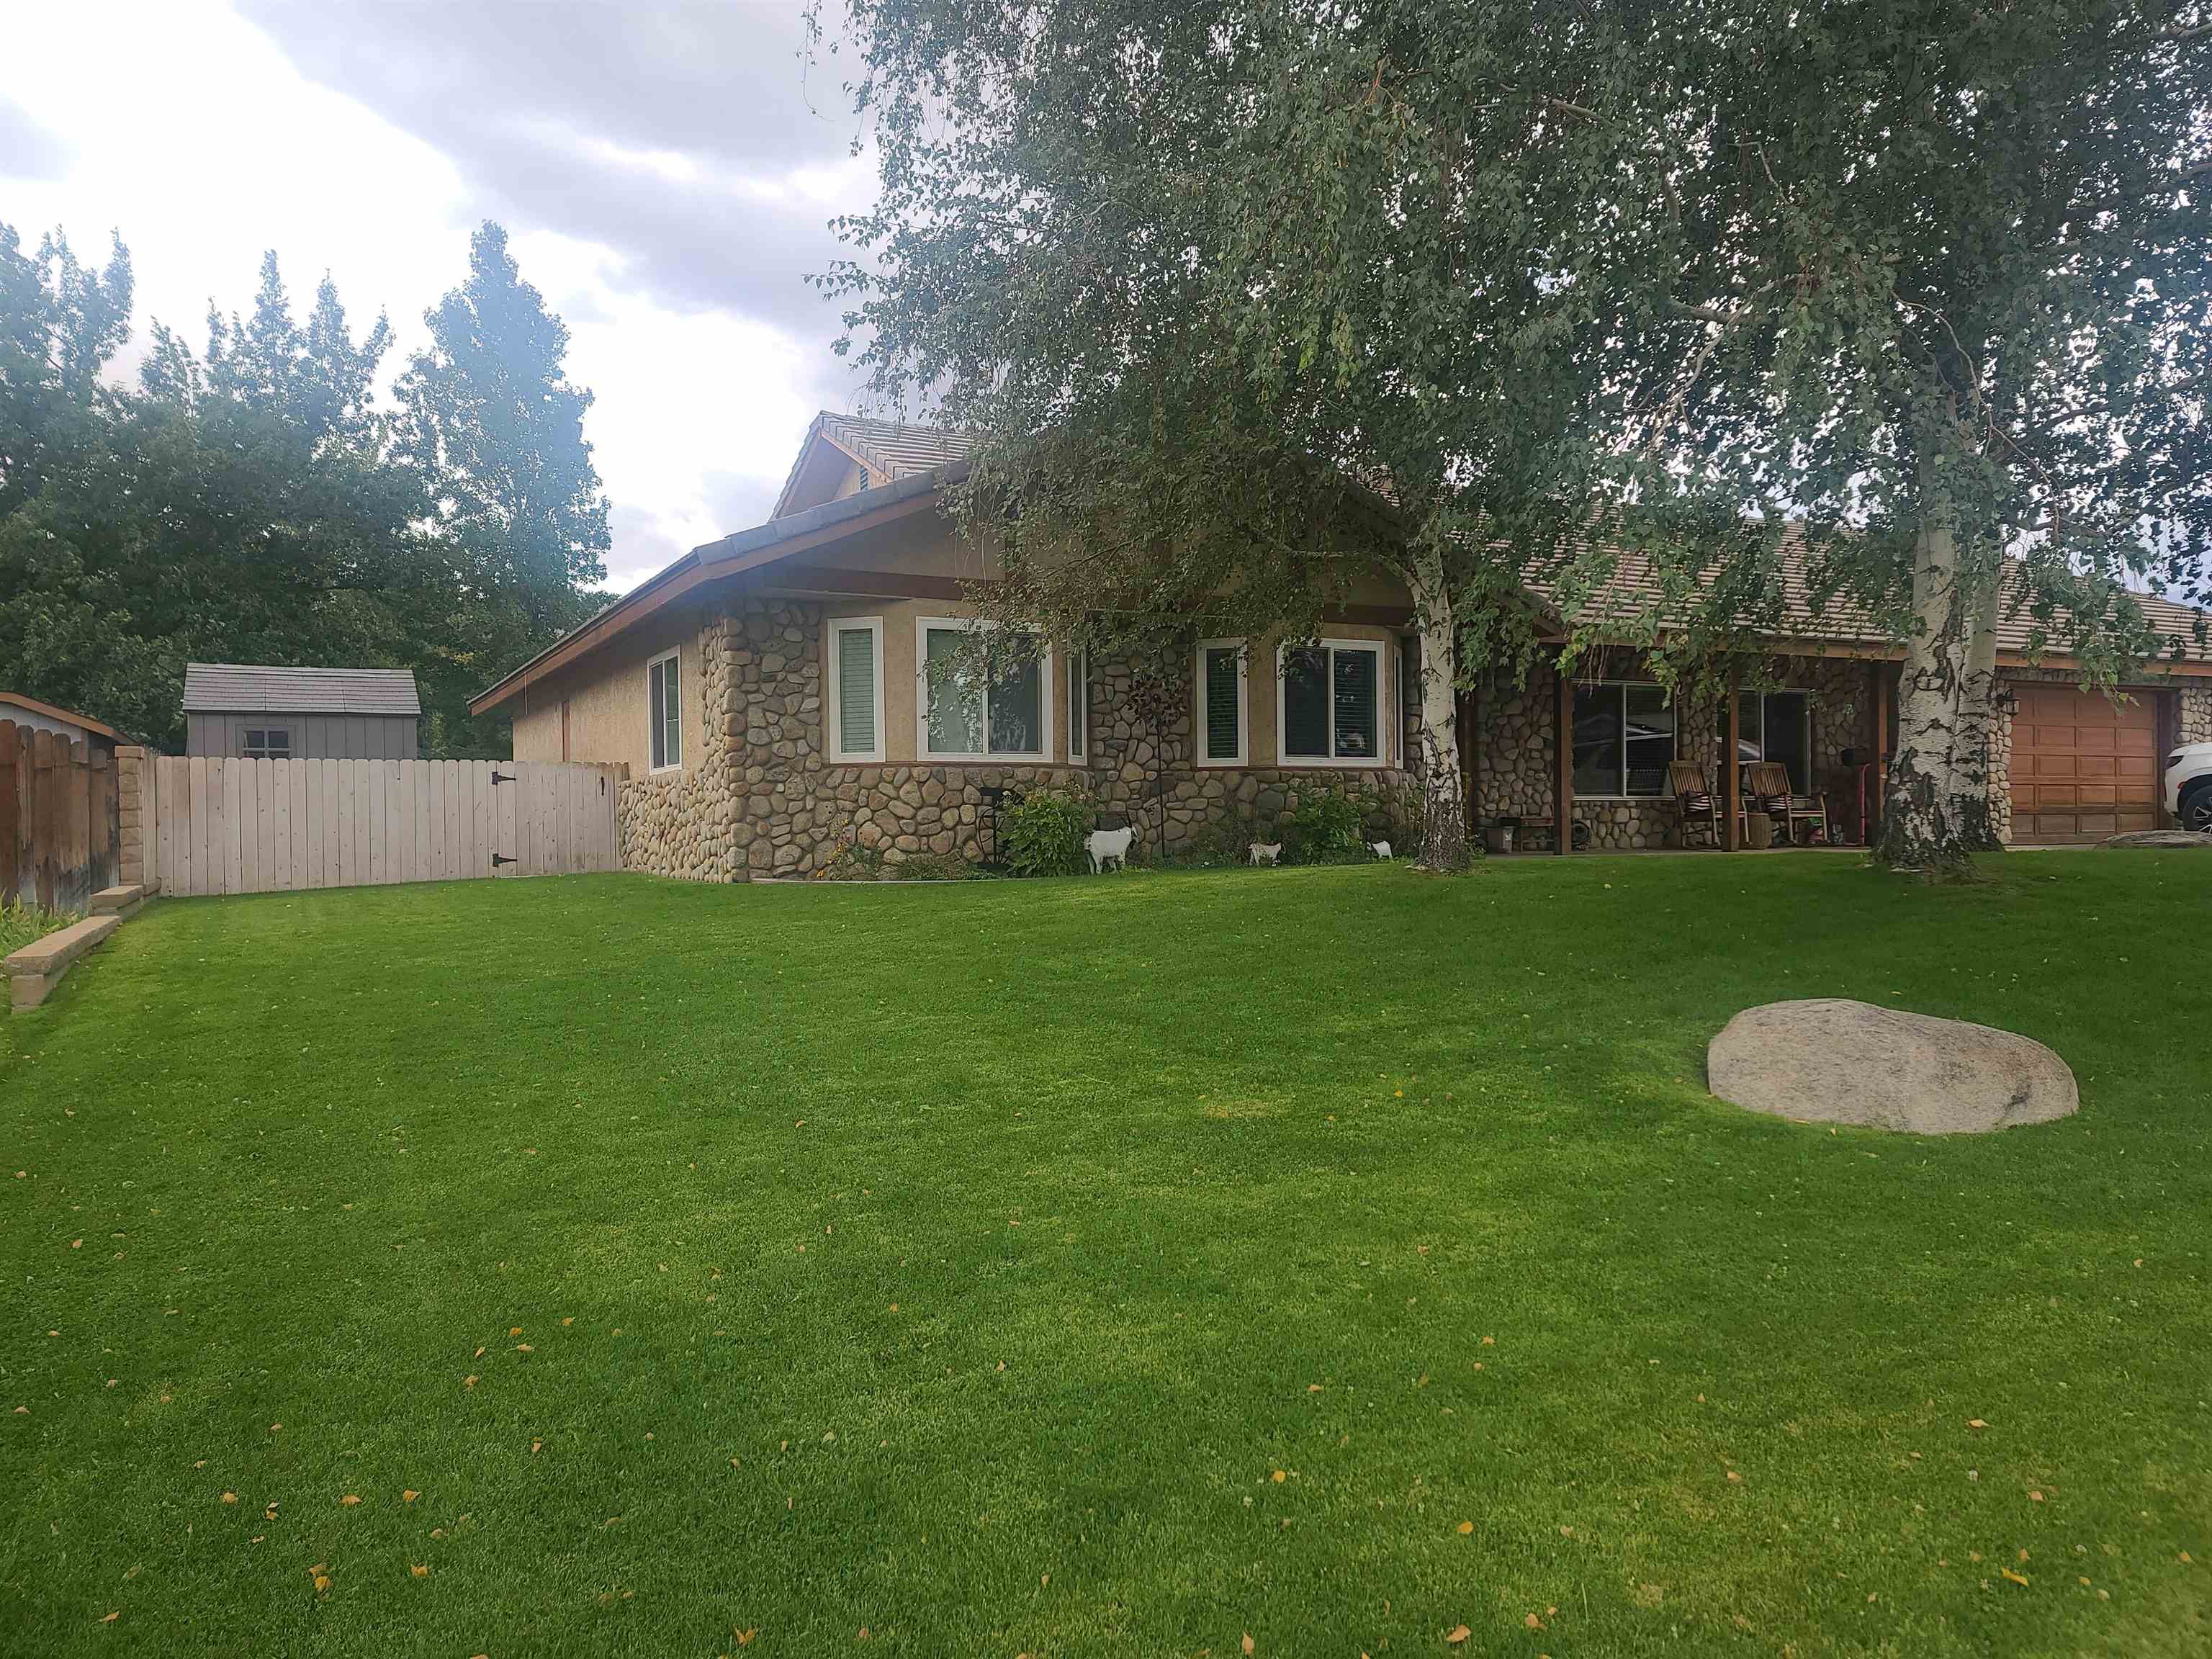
xmin=4 ymin=853 xmax=2209 ymax=1657
xmin=0 ymin=899 xmax=76 ymax=958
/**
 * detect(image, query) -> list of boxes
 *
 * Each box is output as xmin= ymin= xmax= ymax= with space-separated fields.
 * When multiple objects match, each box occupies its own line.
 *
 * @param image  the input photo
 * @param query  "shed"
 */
xmin=182 ymin=664 xmax=422 ymax=760
xmin=0 ymin=692 xmax=124 ymax=757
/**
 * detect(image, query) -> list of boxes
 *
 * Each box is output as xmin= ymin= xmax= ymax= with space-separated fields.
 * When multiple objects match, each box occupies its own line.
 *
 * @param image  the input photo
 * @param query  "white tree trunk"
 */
xmin=1408 ymin=547 xmax=1470 ymax=871
xmin=1953 ymin=572 xmax=2003 ymax=851
xmin=1876 ymin=516 xmax=1977 ymax=873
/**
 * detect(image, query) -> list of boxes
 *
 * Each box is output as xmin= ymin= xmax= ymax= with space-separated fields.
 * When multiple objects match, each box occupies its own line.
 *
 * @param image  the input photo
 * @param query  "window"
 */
xmin=827 ymin=617 xmax=885 ymax=763
xmin=916 ymin=618 xmax=1050 ymax=760
xmin=1572 ymin=683 xmax=1676 ymax=797
xmin=648 ymin=648 xmax=681 ymax=771
xmin=1068 ymin=649 xmax=1088 ymax=763
xmin=1196 ymin=639 xmax=1248 ymax=766
xmin=1278 ymin=639 xmax=1386 ymax=766
xmin=1725 ymin=690 xmax=1811 ymax=792
xmin=242 ymin=727 xmax=289 ymax=759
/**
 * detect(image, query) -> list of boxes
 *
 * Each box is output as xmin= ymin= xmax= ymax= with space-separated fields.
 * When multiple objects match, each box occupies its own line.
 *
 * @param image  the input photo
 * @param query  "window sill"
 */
xmin=829 ymin=752 xmax=886 ymax=766
xmin=1277 ymin=756 xmax=1390 ymax=770
xmin=920 ymin=753 xmax=1053 ymax=765
xmin=649 ymin=763 xmax=684 ymax=775
xmin=1196 ymin=756 xmax=1248 ymax=769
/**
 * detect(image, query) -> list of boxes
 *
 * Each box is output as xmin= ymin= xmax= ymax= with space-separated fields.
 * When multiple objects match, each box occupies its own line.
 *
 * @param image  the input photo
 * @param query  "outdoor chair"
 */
xmin=1668 ymin=760 xmax=1722 ymax=849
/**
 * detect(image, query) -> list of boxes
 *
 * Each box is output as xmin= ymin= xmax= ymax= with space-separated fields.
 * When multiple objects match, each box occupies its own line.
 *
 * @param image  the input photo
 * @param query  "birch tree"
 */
xmin=815 ymin=0 xmax=1668 ymax=871
xmin=1600 ymin=1 xmax=2211 ymax=873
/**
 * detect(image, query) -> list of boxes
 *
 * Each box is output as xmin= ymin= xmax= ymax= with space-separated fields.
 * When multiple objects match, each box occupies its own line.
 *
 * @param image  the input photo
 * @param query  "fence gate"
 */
xmin=149 ymin=757 xmax=622 ymax=898
xmin=2 ymin=721 xmax=120 ymax=912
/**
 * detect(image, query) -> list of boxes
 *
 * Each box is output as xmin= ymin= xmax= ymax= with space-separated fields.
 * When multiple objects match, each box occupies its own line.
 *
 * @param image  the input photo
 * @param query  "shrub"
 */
xmin=1001 ymin=789 xmax=1093 ymax=877
xmin=1 ymin=900 xmax=75 ymax=957
xmin=1283 ymin=784 xmax=1367 ymax=864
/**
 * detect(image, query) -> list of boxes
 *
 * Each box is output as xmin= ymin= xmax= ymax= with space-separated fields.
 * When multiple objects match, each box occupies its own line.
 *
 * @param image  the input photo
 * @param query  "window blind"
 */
xmin=1331 ymin=647 xmax=1377 ymax=758
xmin=1204 ymin=647 xmax=1241 ymax=760
xmin=837 ymin=626 xmax=876 ymax=755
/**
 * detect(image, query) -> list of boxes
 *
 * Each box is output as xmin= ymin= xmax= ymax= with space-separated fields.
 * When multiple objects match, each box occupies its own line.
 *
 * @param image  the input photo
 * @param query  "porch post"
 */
xmin=1870 ymin=659 xmax=1889 ymax=841
xmin=1553 ymin=663 xmax=1573 ymax=855
xmin=1459 ymin=684 xmax=1480 ymax=840
xmin=1723 ymin=664 xmax=1742 ymax=850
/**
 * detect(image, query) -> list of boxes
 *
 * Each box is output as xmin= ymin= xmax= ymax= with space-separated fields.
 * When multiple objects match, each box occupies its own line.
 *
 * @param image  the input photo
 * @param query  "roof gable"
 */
xmin=770 ymin=410 xmax=977 ymax=519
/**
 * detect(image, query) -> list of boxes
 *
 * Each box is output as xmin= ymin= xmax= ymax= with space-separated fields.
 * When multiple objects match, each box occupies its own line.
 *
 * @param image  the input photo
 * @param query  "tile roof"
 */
xmin=183 ymin=663 xmax=422 ymax=715
xmin=1529 ymin=529 xmax=2212 ymax=664
xmin=815 ymin=411 xmax=976 ymax=481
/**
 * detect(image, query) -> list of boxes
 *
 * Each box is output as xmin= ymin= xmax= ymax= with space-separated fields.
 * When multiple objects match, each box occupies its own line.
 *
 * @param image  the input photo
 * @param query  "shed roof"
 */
xmin=183 ymin=663 xmax=422 ymax=716
xmin=0 ymin=691 xmax=125 ymax=741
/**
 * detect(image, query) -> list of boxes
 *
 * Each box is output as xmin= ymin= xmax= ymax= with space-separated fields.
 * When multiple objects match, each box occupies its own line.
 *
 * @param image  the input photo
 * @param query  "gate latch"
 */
xmin=492 ymin=853 xmax=517 ymax=867
xmin=491 ymin=770 xmax=516 ymax=786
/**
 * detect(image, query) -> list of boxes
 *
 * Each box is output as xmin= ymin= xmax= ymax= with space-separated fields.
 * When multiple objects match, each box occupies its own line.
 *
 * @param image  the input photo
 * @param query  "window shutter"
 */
xmin=1282 ymin=647 xmax=1328 ymax=757
xmin=837 ymin=627 xmax=876 ymax=755
xmin=1331 ymin=647 xmax=1377 ymax=758
xmin=1204 ymin=647 xmax=1241 ymax=760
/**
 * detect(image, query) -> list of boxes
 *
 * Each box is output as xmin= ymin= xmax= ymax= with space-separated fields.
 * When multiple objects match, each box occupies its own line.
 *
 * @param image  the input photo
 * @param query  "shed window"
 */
xmin=648 ymin=649 xmax=682 ymax=771
xmin=827 ymin=618 xmax=885 ymax=763
xmin=1573 ymin=683 xmax=1675 ymax=797
xmin=243 ymin=727 xmax=290 ymax=759
xmin=1280 ymin=639 xmax=1385 ymax=766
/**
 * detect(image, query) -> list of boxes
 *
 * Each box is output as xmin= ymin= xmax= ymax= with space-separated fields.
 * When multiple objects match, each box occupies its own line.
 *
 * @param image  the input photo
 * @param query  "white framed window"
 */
xmin=1725 ymin=689 xmax=1812 ymax=792
xmin=1277 ymin=638 xmax=1387 ymax=768
xmin=826 ymin=616 xmax=886 ymax=763
xmin=242 ymin=727 xmax=290 ymax=760
xmin=647 ymin=647 xmax=682 ymax=771
xmin=915 ymin=616 xmax=1052 ymax=761
xmin=1573 ymin=681 xmax=1676 ymax=797
xmin=1068 ymin=648 xmax=1089 ymax=763
xmin=1196 ymin=639 xmax=1249 ymax=766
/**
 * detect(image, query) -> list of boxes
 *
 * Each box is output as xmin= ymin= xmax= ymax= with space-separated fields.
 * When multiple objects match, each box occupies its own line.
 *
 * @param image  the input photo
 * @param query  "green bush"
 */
xmin=1001 ymin=789 xmax=1094 ymax=877
xmin=1283 ymin=785 xmax=1368 ymax=864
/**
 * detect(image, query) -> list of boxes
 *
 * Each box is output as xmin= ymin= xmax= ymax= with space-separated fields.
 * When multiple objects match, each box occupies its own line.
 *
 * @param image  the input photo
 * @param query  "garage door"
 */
xmin=2009 ymin=684 xmax=2159 ymax=844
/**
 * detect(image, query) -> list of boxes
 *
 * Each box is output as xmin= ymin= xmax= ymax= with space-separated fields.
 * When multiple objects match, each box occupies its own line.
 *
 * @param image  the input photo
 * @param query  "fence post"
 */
xmin=0 ymin=721 xmax=17 ymax=903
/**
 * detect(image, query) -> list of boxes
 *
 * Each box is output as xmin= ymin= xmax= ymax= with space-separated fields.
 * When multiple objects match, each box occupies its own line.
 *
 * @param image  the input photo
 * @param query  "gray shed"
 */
xmin=182 ymin=664 xmax=422 ymax=760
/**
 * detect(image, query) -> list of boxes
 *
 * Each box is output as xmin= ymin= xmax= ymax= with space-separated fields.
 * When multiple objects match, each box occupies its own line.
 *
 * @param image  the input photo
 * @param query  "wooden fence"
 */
xmin=148 ymin=757 xmax=623 ymax=897
xmin=1 ymin=723 xmax=120 ymax=912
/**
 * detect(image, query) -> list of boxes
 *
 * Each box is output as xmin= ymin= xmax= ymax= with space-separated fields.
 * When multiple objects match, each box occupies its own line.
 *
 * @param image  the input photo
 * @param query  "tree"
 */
xmin=1593 ymin=1 xmax=2212 ymax=873
xmin=398 ymin=222 xmax=611 ymax=754
xmin=817 ymin=0 xmax=1663 ymax=871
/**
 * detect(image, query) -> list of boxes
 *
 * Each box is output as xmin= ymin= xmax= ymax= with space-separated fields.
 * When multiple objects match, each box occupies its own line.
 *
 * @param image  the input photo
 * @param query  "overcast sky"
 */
xmin=1 ymin=0 xmax=877 ymax=592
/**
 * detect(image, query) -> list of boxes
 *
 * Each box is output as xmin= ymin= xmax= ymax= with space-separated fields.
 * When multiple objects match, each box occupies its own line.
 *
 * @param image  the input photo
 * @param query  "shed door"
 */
xmin=2009 ymin=685 xmax=2158 ymax=844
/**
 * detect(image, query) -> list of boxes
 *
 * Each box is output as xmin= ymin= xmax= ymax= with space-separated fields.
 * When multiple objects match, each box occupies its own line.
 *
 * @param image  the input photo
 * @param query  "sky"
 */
xmin=0 ymin=0 xmax=879 ymax=593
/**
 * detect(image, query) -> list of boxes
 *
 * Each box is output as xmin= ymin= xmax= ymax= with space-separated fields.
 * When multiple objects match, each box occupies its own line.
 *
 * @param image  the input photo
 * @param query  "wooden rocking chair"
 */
xmin=1743 ymin=762 xmax=1832 ymax=845
xmin=1668 ymin=760 xmax=1722 ymax=849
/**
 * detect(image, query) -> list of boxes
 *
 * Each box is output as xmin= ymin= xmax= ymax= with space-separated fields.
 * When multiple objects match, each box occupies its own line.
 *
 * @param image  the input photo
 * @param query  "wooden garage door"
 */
xmin=2009 ymin=685 xmax=2159 ymax=844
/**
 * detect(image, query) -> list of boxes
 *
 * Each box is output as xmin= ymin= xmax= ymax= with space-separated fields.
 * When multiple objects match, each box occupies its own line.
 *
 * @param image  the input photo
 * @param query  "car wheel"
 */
xmin=2185 ymin=784 xmax=2212 ymax=834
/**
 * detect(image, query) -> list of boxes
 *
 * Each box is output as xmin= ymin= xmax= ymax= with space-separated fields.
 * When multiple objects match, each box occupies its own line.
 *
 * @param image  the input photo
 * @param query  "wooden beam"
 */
xmin=1553 ymin=664 xmax=1574 ymax=855
xmin=1722 ymin=666 xmax=1742 ymax=850
xmin=761 ymin=563 xmax=970 ymax=602
xmin=1870 ymin=660 xmax=1889 ymax=842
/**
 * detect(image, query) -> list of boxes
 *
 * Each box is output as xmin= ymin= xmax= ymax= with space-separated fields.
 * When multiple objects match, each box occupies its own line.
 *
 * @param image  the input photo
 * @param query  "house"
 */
xmin=470 ymin=412 xmax=2212 ymax=877
xmin=182 ymin=664 xmax=422 ymax=760
xmin=0 ymin=693 xmax=124 ymax=758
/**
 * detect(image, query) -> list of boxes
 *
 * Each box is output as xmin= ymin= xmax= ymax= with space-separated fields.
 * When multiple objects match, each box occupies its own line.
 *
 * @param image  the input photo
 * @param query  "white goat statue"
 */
xmin=1086 ymin=826 xmax=1135 ymax=873
xmin=1248 ymin=841 xmax=1285 ymax=866
xmin=1368 ymin=840 xmax=1393 ymax=860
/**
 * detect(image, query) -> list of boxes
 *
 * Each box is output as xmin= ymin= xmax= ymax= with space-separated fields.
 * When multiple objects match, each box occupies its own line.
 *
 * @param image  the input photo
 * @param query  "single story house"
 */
xmin=471 ymin=412 xmax=2212 ymax=878
xmin=1 ymin=692 xmax=125 ymax=758
xmin=183 ymin=664 xmax=422 ymax=761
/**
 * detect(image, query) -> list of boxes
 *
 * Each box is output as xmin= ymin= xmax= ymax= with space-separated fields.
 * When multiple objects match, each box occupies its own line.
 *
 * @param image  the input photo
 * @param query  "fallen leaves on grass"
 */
xmin=1445 ymin=1624 xmax=1470 ymax=1645
xmin=220 ymin=1492 xmax=238 ymax=1505
xmin=1455 ymin=1521 xmax=1473 ymax=1536
xmin=403 ymin=1489 xmax=419 ymax=1503
xmin=2000 ymin=1568 xmax=2029 ymax=1587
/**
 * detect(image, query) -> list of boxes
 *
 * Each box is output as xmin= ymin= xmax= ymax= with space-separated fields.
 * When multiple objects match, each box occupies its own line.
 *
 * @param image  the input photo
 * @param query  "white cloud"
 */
xmin=0 ymin=0 xmax=867 ymax=601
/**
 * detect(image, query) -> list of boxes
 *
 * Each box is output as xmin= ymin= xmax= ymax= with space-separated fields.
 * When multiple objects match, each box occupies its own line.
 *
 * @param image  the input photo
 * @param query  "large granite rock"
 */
xmin=1708 ymin=998 xmax=2077 ymax=1135
xmin=2102 ymin=830 xmax=2212 ymax=848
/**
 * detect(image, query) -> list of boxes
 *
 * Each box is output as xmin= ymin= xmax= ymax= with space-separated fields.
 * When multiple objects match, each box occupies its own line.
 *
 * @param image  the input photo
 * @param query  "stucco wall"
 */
xmin=512 ymin=600 xmax=712 ymax=776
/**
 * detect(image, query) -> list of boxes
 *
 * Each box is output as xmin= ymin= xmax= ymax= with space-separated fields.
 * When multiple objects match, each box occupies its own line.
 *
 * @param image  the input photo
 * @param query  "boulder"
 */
xmin=2101 ymin=830 xmax=2211 ymax=848
xmin=1707 ymin=998 xmax=2077 ymax=1135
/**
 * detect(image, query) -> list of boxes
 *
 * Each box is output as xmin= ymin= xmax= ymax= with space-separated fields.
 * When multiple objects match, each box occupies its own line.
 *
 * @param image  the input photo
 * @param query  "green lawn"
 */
xmin=4 ymin=856 xmax=2209 ymax=1657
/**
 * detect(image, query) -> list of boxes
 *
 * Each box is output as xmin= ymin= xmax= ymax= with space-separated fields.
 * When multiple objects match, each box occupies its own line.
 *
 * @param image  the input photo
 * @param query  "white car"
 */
xmin=2167 ymin=741 xmax=2212 ymax=832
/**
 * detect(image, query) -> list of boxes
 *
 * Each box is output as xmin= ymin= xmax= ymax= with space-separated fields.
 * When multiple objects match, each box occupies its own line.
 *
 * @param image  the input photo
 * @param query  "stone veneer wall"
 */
xmin=614 ymin=599 xmax=1416 ymax=878
xmin=2179 ymin=685 xmax=2212 ymax=746
xmin=1471 ymin=655 xmax=1874 ymax=850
